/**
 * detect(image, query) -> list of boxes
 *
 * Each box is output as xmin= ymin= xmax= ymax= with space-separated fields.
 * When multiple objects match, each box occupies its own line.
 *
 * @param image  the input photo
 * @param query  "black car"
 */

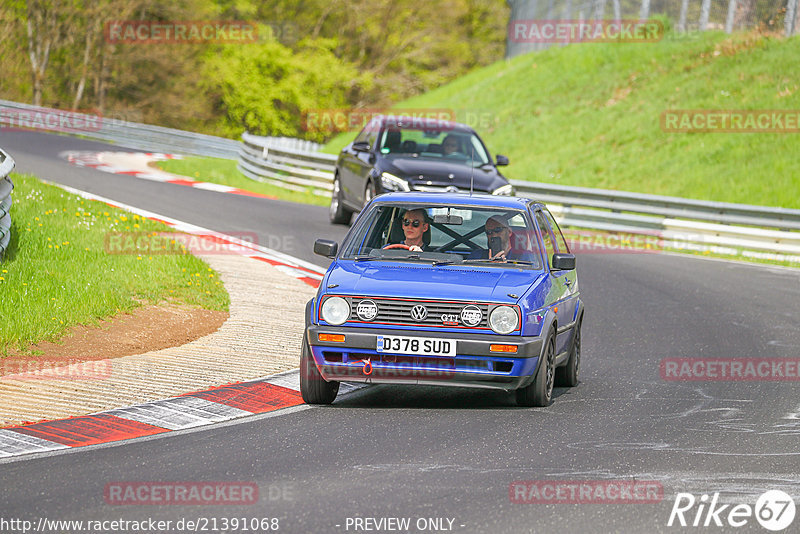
xmin=330 ymin=115 xmax=513 ymax=224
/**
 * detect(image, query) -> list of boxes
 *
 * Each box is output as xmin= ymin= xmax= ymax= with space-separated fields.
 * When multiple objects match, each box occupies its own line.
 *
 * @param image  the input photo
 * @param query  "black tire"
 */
xmin=555 ymin=319 xmax=581 ymax=388
xmin=329 ymin=174 xmax=353 ymax=225
xmin=516 ymin=328 xmax=555 ymax=407
xmin=364 ymin=180 xmax=376 ymax=208
xmin=300 ymin=337 xmax=339 ymax=404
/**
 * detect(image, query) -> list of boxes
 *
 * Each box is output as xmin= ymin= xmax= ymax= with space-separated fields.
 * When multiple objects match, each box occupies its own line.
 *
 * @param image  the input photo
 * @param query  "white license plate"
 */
xmin=376 ymin=335 xmax=456 ymax=357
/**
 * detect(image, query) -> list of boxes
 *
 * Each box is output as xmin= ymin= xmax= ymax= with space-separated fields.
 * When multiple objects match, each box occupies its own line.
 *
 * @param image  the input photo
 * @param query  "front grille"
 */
xmin=347 ymin=297 xmax=490 ymax=329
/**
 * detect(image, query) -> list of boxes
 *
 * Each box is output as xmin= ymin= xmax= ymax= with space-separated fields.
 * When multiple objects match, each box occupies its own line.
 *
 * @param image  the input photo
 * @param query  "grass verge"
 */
xmin=0 ymin=173 xmax=229 ymax=355
xmin=323 ymin=28 xmax=800 ymax=209
xmin=155 ymin=156 xmax=329 ymax=207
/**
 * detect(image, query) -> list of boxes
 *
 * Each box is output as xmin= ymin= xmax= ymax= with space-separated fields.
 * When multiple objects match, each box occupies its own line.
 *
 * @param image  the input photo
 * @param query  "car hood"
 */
xmin=325 ymin=261 xmax=543 ymax=303
xmin=385 ymin=157 xmax=501 ymax=191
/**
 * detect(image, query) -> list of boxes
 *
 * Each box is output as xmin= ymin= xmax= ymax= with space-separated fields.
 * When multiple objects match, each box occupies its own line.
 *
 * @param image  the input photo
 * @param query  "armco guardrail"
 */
xmin=510 ymin=180 xmax=800 ymax=262
xmin=238 ymin=131 xmax=334 ymax=195
xmin=237 ymin=138 xmax=800 ymax=262
xmin=0 ymin=147 xmax=16 ymax=257
xmin=0 ymin=99 xmax=243 ymax=159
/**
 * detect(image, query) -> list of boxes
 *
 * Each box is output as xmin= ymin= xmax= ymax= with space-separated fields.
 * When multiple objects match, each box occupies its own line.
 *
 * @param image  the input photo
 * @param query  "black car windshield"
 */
xmin=340 ymin=203 xmax=543 ymax=270
xmin=377 ymin=127 xmax=491 ymax=167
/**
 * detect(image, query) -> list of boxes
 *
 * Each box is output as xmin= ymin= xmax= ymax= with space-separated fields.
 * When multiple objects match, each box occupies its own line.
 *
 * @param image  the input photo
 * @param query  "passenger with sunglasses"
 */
xmin=468 ymin=216 xmax=535 ymax=262
xmin=384 ymin=208 xmax=429 ymax=252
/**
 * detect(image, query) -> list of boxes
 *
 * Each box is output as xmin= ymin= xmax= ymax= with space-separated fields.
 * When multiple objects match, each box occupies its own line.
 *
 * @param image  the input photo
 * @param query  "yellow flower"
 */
xmin=85 ymin=247 xmax=90 ymax=251
xmin=38 ymin=223 xmax=42 ymax=227
xmin=22 ymin=282 xmax=27 ymax=286
xmin=47 ymin=237 xmax=52 ymax=241
xmin=35 ymin=217 xmax=39 ymax=221
xmin=1 ymin=269 xmax=6 ymax=273
xmin=133 ymin=223 xmax=139 ymax=228
xmin=0 ymin=277 xmax=4 ymax=281
xmin=62 ymin=241 xmax=69 ymax=245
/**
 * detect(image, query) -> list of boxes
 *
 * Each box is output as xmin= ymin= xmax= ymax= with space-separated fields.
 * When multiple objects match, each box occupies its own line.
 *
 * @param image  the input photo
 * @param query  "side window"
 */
xmin=354 ymin=118 xmax=380 ymax=146
xmin=543 ymin=209 xmax=569 ymax=253
xmin=354 ymin=124 xmax=370 ymax=144
xmin=534 ymin=210 xmax=555 ymax=269
xmin=366 ymin=124 xmax=379 ymax=149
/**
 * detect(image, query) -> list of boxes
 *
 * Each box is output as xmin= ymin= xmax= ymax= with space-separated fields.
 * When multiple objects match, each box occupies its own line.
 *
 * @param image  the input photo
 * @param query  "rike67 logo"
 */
xmin=668 ymin=490 xmax=796 ymax=531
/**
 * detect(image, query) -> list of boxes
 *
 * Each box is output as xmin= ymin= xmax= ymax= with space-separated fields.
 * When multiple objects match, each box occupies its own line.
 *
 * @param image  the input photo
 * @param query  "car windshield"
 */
xmin=377 ymin=126 xmax=491 ymax=167
xmin=340 ymin=202 xmax=543 ymax=270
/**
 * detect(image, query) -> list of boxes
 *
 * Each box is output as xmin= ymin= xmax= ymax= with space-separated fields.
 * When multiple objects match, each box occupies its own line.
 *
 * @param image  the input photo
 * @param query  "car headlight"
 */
xmin=489 ymin=306 xmax=519 ymax=334
xmin=321 ymin=296 xmax=350 ymax=325
xmin=380 ymin=172 xmax=411 ymax=192
xmin=492 ymin=184 xmax=513 ymax=196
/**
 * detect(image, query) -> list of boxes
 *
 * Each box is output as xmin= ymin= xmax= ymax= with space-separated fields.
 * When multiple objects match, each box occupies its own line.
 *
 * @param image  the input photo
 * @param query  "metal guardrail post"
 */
xmin=0 ymin=148 xmax=16 ymax=258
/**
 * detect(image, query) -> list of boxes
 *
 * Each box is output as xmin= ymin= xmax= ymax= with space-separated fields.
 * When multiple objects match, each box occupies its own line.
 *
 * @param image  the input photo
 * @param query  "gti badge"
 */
xmin=356 ymin=299 xmax=378 ymax=321
xmin=410 ymin=305 xmax=428 ymax=321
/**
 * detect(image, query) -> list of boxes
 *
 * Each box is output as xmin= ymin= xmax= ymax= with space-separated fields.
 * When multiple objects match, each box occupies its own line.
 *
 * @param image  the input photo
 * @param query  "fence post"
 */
xmin=678 ymin=0 xmax=689 ymax=31
xmin=725 ymin=0 xmax=737 ymax=33
xmin=640 ymin=0 xmax=650 ymax=20
xmin=699 ymin=0 xmax=711 ymax=30
xmin=786 ymin=0 xmax=799 ymax=36
xmin=612 ymin=0 xmax=620 ymax=21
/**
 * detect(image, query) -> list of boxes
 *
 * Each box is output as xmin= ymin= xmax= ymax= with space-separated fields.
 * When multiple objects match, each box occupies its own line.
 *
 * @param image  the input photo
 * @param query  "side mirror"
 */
xmin=495 ymin=154 xmax=509 ymax=166
xmin=314 ymin=239 xmax=338 ymax=258
xmin=352 ymin=141 xmax=371 ymax=153
xmin=551 ymin=252 xmax=576 ymax=271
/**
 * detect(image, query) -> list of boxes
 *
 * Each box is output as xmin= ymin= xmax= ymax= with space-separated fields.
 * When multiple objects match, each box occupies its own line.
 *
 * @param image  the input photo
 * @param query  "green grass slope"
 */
xmin=324 ymin=30 xmax=800 ymax=209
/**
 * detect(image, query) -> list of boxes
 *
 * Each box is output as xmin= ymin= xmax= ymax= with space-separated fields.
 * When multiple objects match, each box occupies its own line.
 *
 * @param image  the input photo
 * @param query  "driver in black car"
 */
xmin=384 ymin=208 xmax=429 ymax=252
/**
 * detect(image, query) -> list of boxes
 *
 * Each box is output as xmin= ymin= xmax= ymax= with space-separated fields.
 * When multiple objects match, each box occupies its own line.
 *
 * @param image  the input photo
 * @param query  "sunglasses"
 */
xmin=485 ymin=226 xmax=507 ymax=235
xmin=403 ymin=219 xmax=423 ymax=228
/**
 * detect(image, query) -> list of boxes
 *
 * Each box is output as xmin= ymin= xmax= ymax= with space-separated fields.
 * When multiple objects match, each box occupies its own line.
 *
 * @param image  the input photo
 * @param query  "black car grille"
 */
xmin=346 ymin=297 xmax=490 ymax=329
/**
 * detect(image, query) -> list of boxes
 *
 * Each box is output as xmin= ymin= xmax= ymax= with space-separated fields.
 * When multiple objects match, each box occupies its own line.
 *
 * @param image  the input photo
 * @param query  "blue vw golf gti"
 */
xmin=302 ymin=192 xmax=583 ymax=407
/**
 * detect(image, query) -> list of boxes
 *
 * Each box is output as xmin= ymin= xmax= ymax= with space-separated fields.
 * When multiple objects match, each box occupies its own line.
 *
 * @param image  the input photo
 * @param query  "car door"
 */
xmin=353 ymin=120 xmax=381 ymax=205
xmin=543 ymin=208 xmax=579 ymax=353
xmin=339 ymin=123 xmax=371 ymax=207
xmin=534 ymin=209 xmax=573 ymax=356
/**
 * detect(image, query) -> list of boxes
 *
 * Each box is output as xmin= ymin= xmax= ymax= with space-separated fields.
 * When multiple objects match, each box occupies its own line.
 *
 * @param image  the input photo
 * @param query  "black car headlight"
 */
xmin=492 ymin=184 xmax=514 ymax=196
xmin=321 ymin=296 xmax=350 ymax=325
xmin=380 ymin=172 xmax=411 ymax=192
xmin=489 ymin=306 xmax=519 ymax=334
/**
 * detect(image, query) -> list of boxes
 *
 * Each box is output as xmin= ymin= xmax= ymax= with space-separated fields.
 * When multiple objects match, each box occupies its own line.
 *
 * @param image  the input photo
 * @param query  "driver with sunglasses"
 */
xmin=384 ymin=208 xmax=429 ymax=252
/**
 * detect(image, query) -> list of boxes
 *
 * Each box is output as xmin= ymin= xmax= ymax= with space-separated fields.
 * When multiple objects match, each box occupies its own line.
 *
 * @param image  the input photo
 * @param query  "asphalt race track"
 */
xmin=2 ymin=130 xmax=799 ymax=533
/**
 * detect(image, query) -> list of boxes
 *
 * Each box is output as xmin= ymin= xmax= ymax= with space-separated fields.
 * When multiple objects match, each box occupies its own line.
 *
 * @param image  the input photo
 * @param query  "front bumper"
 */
xmin=306 ymin=325 xmax=544 ymax=391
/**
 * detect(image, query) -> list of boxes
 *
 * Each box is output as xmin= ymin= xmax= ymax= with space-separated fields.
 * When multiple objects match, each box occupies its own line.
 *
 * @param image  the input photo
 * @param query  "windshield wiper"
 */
xmin=461 ymin=258 xmax=535 ymax=265
xmin=354 ymin=255 xmax=380 ymax=262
